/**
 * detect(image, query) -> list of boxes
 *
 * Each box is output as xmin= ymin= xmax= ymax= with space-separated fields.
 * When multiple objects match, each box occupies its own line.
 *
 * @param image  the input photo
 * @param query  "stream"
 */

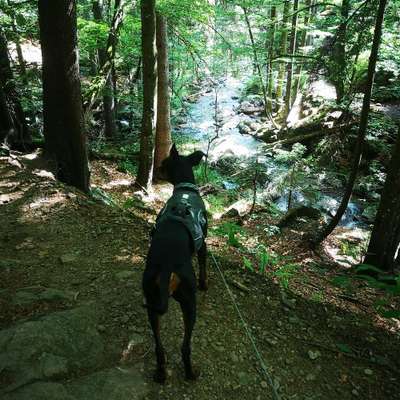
xmin=178 ymin=76 xmax=364 ymax=228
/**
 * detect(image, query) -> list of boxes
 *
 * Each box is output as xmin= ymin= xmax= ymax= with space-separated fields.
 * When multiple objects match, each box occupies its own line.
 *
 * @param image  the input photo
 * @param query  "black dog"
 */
xmin=142 ymin=144 xmax=208 ymax=383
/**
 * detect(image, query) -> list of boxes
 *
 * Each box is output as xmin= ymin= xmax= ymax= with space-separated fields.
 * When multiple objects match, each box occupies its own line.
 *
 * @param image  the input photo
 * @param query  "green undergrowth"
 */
xmin=332 ymin=264 xmax=400 ymax=319
xmin=212 ymin=221 xmax=301 ymax=290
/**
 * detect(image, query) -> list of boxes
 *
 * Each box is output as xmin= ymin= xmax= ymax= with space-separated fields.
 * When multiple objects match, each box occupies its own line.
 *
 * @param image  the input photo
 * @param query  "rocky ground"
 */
xmin=0 ymin=151 xmax=399 ymax=400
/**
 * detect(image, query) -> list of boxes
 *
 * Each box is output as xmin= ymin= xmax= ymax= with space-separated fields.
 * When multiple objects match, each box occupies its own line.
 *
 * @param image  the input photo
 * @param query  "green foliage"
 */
xmin=310 ymin=291 xmax=324 ymax=303
xmin=77 ymin=17 xmax=109 ymax=61
xmin=117 ymin=159 xmax=136 ymax=175
xmin=194 ymin=163 xmax=224 ymax=186
xmin=273 ymin=263 xmax=300 ymax=289
xmin=273 ymin=144 xmax=319 ymax=209
xmin=339 ymin=239 xmax=367 ymax=262
xmin=213 ymin=222 xmax=244 ymax=248
xmin=332 ymin=265 xmax=400 ymax=319
xmin=243 ymin=76 xmax=262 ymax=96
xmin=243 ymin=244 xmax=279 ymax=274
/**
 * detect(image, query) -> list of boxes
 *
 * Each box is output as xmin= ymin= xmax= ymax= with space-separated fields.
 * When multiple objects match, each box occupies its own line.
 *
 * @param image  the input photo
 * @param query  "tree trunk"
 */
xmin=311 ymin=0 xmax=388 ymax=247
xmin=242 ymin=6 xmax=277 ymax=128
xmin=0 ymin=28 xmax=30 ymax=149
xmin=266 ymin=5 xmax=276 ymax=114
xmin=136 ymin=0 xmax=157 ymax=190
xmin=153 ymin=13 xmax=171 ymax=175
xmin=293 ymin=0 xmax=312 ymax=104
xmin=333 ymin=0 xmax=350 ymax=103
xmin=92 ymin=0 xmax=117 ymax=139
xmin=283 ymin=0 xmax=299 ymax=119
xmin=38 ymin=0 xmax=90 ymax=193
xmin=275 ymin=0 xmax=290 ymax=103
xmin=6 ymin=0 xmax=28 ymax=84
xmin=85 ymin=0 xmax=124 ymax=116
xmin=364 ymin=128 xmax=400 ymax=271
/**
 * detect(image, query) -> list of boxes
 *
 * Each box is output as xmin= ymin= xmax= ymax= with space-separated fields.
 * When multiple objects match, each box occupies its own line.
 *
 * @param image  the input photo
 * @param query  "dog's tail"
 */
xmin=157 ymin=268 xmax=172 ymax=315
xmin=143 ymin=267 xmax=181 ymax=315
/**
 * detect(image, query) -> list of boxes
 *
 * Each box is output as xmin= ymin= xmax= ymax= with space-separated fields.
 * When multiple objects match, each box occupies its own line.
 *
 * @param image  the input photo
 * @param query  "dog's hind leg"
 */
xmin=197 ymin=241 xmax=208 ymax=291
xmin=180 ymin=296 xmax=199 ymax=380
xmin=147 ymin=308 xmax=167 ymax=383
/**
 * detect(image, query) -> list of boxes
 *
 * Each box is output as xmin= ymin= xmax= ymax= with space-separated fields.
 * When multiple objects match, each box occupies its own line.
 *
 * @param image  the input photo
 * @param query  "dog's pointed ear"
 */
xmin=187 ymin=151 xmax=206 ymax=166
xmin=170 ymin=143 xmax=179 ymax=159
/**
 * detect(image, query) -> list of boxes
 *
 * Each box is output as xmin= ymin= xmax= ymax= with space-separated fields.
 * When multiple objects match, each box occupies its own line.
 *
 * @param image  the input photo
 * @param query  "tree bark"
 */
xmin=242 ymin=6 xmax=277 ymax=128
xmin=0 ymin=28 xmax=30 ymax=149
xmin=6 ymin=0 xmax=28 ymax=84
xmin=153 ymin=13 xmax=171 ymax=175
xmin=293 ymin=0 xmax=312 ymax=104
xmin=364 ymin=128 xmax=400 ymax=271
xmin=283 ymin=0 xmax=299 ymax=119
xmin=333 ymin=0 xmax=350 ymax=103
xmin=136 ymin=0 xmax=157 ymax=190
xmin=38 ymin=0 xmax=90 ymax=193
xmin=311 ymin=0 xmax=388 ymax=247
xmin=275 ymin=0 xmax=290 ymax=103
xmin=85 ymin=0 xmax=124 ymax=115
xmin=266 ymin=5 xmax=276 ymax=114
xmin=92 ymin=0 xmax=117 ymax=139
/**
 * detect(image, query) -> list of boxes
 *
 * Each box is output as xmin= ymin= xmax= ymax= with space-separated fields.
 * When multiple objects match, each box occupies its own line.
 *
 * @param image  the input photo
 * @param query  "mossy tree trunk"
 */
xmin=275 ymin=0 xmax=290 ymax=105
xmin=136 ymin=0 xmax=157 ymax=190
xmin=38 ymin=0 xmax=89 ymax=193
xmin=153 ymin=12 xmax=171 ymax=175
xmin=283 ymin=0 xmax=299 ymax=120
xmin=333 ymin=0 xmax=350 ymax=103
xmin=0 ymin=28 xmax=30 ymax=149
xmin=92 ymin=0 xmax=117 ymax=139
xmin=364 ymin=128 xmax=400 ymax=271
xmin=266 ymin=5 xmax=276 ymax=114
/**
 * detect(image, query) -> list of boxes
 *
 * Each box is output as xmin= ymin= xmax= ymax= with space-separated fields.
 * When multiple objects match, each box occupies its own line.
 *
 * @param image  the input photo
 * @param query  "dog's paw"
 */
xmin=198 ymin=279 xmax=208 ymax=291
xmin=153 ymin=368 xmax=167 ymax=383
xmin=185 ymin=368 xmax=200 ymax=381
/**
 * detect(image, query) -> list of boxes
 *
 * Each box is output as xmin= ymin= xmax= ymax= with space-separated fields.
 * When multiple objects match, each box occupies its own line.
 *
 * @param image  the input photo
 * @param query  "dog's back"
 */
xmin=143 ymin=219 xmax=195 ymax=315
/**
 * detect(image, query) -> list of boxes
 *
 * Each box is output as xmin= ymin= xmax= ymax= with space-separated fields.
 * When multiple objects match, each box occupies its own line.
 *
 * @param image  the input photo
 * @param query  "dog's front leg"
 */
xmin=147 ymin=309 xmax=167 ymax=383
xmin=197 ymin=241 xmax=208 ymax=291
xmin=180 ymin=297 xmax=199 ymax=380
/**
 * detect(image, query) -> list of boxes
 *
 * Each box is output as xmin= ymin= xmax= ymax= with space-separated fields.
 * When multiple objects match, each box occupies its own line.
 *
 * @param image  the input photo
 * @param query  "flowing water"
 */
xmin=178 ymin=76 xmax=363 ymax=227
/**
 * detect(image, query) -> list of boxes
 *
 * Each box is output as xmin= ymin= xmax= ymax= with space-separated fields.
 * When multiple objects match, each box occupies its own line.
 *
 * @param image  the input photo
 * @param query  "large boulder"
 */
xmin=2 ymin=367 xmax=148 ymax=400
xmin=0 ymin=306 xmax=104 ymax=393
xmin=278 ymin=206 xmax=322 ymax=227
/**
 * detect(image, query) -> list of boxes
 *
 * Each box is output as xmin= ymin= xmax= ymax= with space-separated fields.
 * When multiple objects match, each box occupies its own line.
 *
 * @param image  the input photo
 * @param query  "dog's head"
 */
xmin=157 ymin=144 xmax=205 ymax=185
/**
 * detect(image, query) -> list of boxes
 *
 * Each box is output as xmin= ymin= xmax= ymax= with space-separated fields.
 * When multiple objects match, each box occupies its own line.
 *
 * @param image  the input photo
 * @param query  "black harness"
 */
xmin=154 ymin=183 xmax=207 ymax=252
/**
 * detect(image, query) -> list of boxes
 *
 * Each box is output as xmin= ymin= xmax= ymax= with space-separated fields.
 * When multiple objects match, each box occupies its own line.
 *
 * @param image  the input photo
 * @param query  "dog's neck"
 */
xmin=173 ymin=182 xmax=199 ymax=194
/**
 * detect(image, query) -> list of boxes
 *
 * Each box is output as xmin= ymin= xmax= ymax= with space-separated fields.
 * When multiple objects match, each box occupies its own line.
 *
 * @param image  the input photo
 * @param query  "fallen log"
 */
xmin=264 ymin=122 xmax=357 ymax=148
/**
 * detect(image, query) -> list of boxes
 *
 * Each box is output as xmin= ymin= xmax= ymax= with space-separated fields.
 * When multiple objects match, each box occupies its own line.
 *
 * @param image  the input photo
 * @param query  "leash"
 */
xmin=210 ymin=250 xmax=282 ymax=400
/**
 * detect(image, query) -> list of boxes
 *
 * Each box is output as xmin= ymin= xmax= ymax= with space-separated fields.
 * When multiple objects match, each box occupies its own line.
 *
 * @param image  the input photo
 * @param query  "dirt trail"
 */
xmin=0 ymin=151 xmax=399 ymax=400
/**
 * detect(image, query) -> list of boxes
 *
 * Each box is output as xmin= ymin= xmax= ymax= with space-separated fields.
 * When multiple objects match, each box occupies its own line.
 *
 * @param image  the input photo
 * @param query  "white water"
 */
xmin=182 ymin=76 xmax=262 ymax=161
xmin=179 ymin=76 xmax=364 ymax=227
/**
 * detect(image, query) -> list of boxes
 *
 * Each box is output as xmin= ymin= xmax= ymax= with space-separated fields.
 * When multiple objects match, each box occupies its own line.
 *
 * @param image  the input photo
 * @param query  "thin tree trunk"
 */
xmin=364 ymin=128 xmax=400 ymax=271
xmin=275 ymin=0 xmax=290 ymax=103
xmin=266 ymin=5 xmax=276 ymax=114
xmin=38 ymin=0 xmax=90 ymax=193
xmin=136 ymin=0 xmax=157 ymax=190
xmin=283 ymin=0 xmax=299 ymax=119
xmin=293 ymin=0 xmax=312 ymax=105
xmin=6 ymin=0 xmax=28 ymax=84
xmin=153 ymin=13 xmax=171 ymax=175
xmin=242 ymin=6 xmax=278 ymax=128
xmin=0 ymin=28 xmax=30 ymax=149
xmin=311 ymin=0 xmax=388 ymax=247
xmin=85 ymin=0 xmax=124 ymax=115
xmin=333 ymin=0 xmax=350 ymax=103
xmin=92 ymin=0 xmax=117 ymax=139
